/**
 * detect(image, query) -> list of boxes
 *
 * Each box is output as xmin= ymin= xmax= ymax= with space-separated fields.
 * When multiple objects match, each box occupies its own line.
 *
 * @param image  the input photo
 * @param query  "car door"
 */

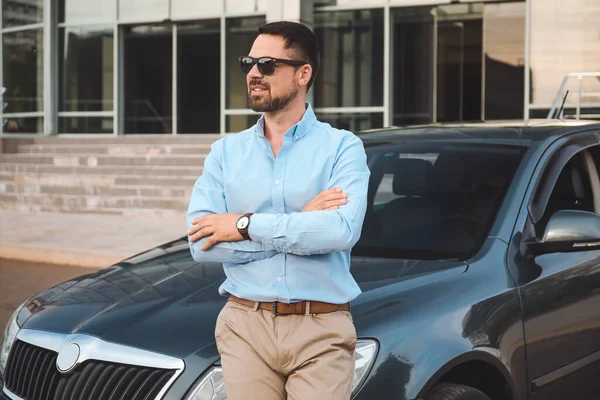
xmin=510 ymin=137 xmax=600 ymax=400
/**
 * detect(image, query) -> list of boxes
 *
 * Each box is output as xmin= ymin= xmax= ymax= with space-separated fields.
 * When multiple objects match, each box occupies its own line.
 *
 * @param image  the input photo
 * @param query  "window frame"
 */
xmin=527 ymin=132 xmax=600 ymax=226
xmin=517 ymin=130 xmax=600 ymax=252
xmin=535 ymin=150 xmax=596 ymax=233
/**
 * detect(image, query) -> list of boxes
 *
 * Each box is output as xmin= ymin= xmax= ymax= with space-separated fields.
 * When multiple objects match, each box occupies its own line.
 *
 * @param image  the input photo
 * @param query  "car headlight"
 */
xmin=186 ymin=339 xmax=378 ymax=399
xmin=185 ymin=366 xmax=226 ymax=400
xmin=352 ymin=339 xmax=378 ymax=392
xmin=0 ymin=301 xmax=28 ymax=378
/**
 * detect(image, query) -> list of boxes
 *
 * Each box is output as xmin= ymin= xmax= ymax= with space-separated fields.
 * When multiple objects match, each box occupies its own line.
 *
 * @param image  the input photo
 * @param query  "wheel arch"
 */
xmin=415 ymin=349 xmax=517 ymax=400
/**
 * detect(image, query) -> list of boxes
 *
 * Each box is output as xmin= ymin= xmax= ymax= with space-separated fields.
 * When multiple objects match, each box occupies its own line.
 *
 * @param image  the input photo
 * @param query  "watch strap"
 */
xmin=238 ymin=213 xmax=253 ymax=240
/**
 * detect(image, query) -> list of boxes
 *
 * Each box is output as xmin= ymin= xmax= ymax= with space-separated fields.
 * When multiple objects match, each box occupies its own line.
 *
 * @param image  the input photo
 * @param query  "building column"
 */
xmin=43 ymin=0 xmax=56 ymax=135
xmin=265 ymin=0 xmax=314 ymax=27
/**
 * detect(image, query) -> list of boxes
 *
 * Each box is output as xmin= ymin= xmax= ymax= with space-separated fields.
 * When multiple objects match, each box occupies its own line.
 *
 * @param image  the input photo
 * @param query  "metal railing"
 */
xmin=547 ymin=72 xmax=600 ymax=120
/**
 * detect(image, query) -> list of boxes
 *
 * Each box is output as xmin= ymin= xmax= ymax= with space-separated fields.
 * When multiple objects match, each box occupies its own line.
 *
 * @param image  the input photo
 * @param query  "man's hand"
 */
xmin=187 ymin=213 xmax=243 ymax=250
xmin=302 ymin=188 xmax=348 ymax=212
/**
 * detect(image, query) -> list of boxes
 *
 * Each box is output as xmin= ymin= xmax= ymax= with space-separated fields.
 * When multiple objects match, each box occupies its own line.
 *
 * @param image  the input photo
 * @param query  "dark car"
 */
xmin=2 ymin=121 xmax=600 ymax=400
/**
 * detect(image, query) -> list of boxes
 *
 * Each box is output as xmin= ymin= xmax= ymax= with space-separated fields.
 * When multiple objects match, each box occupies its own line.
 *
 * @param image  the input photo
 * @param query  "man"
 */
xmin=186 ymin=20 xmax=370 ymax=400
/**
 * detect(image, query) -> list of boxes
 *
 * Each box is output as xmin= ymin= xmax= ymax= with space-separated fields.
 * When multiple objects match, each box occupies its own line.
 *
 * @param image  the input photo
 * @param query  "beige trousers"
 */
xmin=215 ymin=300 xmax=357 ymax=400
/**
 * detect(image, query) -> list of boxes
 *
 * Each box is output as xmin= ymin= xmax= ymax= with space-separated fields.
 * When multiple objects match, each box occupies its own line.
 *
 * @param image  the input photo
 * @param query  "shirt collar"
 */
xmin=254 ymin=103 xmax=317 ymax=141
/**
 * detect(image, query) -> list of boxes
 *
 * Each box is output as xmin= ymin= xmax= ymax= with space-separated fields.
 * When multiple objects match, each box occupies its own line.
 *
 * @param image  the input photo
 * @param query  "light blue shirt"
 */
xmin=186 ymin=104 xmax=370 ymax=304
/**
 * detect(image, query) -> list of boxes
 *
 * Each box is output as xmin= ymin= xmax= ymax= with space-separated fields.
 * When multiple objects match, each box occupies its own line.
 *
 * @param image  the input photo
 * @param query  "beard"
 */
xmin=248 ymin=85 xmax=299 ymax=113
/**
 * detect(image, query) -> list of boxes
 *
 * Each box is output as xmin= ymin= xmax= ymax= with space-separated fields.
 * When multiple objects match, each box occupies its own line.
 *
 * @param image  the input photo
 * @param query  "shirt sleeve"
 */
xmin=186 ymin=139 xmax=277 ymax=264
xmin=248 ymin=133 xmax=370 ymax=255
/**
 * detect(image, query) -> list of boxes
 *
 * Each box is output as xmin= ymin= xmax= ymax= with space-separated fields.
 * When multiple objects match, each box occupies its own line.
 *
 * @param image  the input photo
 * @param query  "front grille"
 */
xmin=4 ymin=340 xmax=175 ymax=400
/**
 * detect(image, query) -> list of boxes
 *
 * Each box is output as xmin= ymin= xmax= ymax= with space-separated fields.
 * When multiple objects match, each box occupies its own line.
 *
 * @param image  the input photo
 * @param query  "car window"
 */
xmin=536 ymin=152 xmax=595 ymax=233
xmin=591 ymin=147 xmax=599 ymax=166
xmin=372 ymin=153 xmax=439 ymax=207
xmin=589 ymin=146 xmax=600 ymax=187
xmin=588 ymin=145 xmax=600 ymax=213
xmin=355 ymin=142 xmax=525 ymax=260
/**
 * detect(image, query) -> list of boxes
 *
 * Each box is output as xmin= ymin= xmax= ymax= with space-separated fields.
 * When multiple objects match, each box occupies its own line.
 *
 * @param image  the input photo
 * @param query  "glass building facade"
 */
xmin=1 ymin=0 xmax=599 ymax=135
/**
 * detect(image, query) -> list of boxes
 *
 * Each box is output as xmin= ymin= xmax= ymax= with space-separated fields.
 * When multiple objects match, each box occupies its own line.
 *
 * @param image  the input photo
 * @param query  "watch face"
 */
xmin=237 ymin=217 xmax=249 ymax=230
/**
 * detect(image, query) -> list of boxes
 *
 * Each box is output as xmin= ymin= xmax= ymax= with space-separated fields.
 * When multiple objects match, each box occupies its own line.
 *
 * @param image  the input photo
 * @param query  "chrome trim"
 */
xmin=2 ymin=387 xmax=22 ymax=400
xmin=14 ymin=329 xmax=185 ymax=399
xmin=16 ymin=330 xmax=63 ymax=352
xmin=532 ymin=348 xmax=600 ymax=390
xmin=17 ymin=329 xmax=183 ymax=370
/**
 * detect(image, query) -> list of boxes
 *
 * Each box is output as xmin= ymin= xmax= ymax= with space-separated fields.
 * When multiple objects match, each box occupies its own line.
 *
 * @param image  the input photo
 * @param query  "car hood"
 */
xmin=19 ymin=238 xmax=467 ymax=361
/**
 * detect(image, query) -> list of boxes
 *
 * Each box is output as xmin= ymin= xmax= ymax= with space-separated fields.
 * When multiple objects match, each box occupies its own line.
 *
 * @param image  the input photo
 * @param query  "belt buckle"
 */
xmin=272 ymin=301 xmax=279 ymax=316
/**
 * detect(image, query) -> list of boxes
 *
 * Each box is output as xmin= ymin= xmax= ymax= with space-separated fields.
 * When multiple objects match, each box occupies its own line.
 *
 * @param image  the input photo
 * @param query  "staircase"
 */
xmin=0 ymin=135 xmax=220 ymax=215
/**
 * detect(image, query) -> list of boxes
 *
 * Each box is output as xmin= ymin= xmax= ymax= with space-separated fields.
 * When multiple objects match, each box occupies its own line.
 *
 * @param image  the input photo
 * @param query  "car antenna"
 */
xmin=555 ymin=90 xmax=569 ymax=119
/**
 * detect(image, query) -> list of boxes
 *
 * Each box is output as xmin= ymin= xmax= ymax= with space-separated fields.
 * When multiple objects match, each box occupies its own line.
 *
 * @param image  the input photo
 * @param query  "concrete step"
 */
xmin=1 ymin=181 xmax=193 ymax=198
xmin=1 ymin=172 xmax=198 ymax=187
xmin=16 ymin=144 xmax=212 ymax=155
xmin=0 ymin=153 xmax=206 ymax=167
xmin=0 ymin=136 xmax=213 ymax=215
xmin=2 ymin=135 xmax=221 ymax=147
xmin=0 ymin=192 xmax=189 ymax=211
xmin=0 ymin=164 xmax=202 ymax=176
xmin=0 ymin=202 xmax=187 ymax=217
xmin=115 ymin=175 xmax=198 ymax=187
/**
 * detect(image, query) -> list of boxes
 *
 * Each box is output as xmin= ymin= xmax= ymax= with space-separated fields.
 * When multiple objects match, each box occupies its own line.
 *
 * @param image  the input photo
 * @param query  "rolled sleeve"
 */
xmin=247 ymin=213 xmax=276 ymax=246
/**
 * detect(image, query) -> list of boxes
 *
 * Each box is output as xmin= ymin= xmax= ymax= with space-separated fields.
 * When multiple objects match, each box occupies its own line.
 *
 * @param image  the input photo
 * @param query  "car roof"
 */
xmin=357 ymin=119 xmax=600 ymax=146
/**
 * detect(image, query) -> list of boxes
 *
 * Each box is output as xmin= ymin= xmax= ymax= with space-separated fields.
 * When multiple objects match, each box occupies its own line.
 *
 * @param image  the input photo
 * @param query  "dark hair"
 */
xmin=257 ymin=21 xmax=320 ymax=91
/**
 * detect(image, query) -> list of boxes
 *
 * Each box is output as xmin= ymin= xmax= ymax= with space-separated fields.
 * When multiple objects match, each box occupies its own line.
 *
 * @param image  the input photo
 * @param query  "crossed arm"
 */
xmin=186 ymin=136 xmax=370 ymax=264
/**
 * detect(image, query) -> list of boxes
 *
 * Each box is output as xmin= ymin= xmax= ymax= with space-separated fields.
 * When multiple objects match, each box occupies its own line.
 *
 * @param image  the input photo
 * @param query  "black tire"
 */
xmin=426 ymin=383 xmax=492 ymax=400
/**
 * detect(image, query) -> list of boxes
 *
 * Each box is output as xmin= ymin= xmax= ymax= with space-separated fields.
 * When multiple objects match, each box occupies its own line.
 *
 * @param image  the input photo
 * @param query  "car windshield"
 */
xmin=354 ymin=140 xmax=526 ymax=260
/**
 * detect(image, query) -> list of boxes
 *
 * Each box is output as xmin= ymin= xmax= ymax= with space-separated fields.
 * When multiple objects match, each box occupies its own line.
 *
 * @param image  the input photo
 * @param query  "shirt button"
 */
xmin=275 ymin=179 xmax=280 ymax=185
xmin=277 ymin=277 xmax=282 ymax=282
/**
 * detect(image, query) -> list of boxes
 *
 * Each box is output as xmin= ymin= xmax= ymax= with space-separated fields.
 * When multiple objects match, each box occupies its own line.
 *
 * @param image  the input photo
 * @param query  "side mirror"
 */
xmin=525 ymin=210 xmax=600 ymax=256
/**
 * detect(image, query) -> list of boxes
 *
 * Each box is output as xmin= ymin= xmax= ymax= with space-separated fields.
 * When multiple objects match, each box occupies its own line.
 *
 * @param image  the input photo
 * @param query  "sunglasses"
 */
xmin=239 ymin=56 xmax=308 ymax=75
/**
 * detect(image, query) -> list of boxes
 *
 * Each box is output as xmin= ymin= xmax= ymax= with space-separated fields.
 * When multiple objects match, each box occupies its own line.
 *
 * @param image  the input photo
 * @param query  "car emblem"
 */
xmin=56 ymin=343 xmax=81 ymax=373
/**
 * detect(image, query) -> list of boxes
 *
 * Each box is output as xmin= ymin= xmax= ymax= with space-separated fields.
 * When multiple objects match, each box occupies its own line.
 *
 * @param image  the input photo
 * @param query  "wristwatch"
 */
xmin=236 ymin=213 xmax=253 ymax=240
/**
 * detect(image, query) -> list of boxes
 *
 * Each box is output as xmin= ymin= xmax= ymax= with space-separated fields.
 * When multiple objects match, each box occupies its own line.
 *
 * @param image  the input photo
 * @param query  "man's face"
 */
xmin=245 ymin=34 xmax=305 ymax=113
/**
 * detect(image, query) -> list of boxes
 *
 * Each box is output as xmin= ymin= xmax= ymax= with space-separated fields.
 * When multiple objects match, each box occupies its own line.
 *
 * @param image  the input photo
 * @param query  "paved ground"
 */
xmin=0 ymin=209 xmax=187 ymax=268
xmin=0 ymin=259 xmax=98 ymax=329
xmin=0 ymin=208 xmax=189 ymax=329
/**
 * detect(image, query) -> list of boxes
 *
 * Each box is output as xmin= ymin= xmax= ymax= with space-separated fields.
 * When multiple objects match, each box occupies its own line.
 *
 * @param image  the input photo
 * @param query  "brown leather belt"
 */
xmin=229 ymin=295 xmax=350 ymax=315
